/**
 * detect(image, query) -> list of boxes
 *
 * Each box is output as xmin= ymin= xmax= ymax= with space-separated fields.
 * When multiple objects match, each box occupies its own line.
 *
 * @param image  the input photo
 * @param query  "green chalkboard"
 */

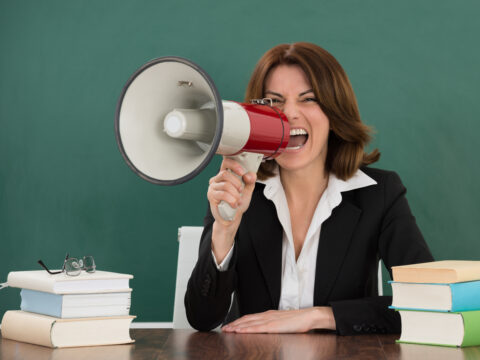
xmin=1 ymin=0 xmax=479 ymax=322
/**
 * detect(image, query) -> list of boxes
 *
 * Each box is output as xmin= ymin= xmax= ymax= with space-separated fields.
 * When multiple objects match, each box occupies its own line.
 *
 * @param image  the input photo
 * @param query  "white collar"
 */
xmin=258 ymin=168 xmax=377 ymax=200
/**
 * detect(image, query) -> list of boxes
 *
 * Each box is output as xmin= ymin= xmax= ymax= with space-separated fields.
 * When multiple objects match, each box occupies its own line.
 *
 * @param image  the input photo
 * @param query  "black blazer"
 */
xmin=185 ymin=167 xmax=434 ymax=335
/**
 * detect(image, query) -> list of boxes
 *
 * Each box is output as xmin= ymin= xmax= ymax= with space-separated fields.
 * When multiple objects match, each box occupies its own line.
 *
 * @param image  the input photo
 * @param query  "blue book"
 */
xmin=389 ymin=280 xmax=480 ymax=312
xmin=20 ymin=289 xmax=131 ymax=318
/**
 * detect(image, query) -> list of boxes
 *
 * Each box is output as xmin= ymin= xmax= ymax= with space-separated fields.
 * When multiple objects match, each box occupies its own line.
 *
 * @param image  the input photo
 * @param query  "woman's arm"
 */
xmin=184 ymin=215 xmax=238 ymax=331
xmin=330 ymin=170 xmax=434 ymax=335
xmin=207 ymin=157 xmax=256 ymax=263
xmin=185 ymin=157 xmax=257 ymax=331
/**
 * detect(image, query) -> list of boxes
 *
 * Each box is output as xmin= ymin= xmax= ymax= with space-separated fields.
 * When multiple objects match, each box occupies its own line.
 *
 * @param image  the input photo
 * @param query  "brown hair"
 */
xmin=245 ymin=42 xmax=380 ymax=181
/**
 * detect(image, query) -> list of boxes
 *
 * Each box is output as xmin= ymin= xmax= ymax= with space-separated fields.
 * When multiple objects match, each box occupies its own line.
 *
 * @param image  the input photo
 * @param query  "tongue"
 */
xmin=287 ymin=135 xmax=307 ymax=148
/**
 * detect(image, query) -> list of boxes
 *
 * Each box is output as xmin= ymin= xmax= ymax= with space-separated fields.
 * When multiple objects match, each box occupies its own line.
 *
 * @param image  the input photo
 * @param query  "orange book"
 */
xmin=392 ymin=260 xmax=480 ymax=284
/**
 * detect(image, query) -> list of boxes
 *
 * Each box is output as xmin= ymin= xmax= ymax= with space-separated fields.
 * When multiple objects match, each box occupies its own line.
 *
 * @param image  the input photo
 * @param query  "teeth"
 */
xmin=290 ymin=128 xmax=308 ymax=136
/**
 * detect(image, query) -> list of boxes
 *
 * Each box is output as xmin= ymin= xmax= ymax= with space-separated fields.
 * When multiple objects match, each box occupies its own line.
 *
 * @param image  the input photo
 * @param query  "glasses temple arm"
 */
xmin=38 ymin=260 xmax=63 ymax=275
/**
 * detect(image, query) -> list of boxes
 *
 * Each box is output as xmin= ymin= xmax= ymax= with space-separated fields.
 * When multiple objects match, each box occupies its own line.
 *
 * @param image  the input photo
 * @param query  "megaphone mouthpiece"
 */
xmin=164 ymin=108 xmax=216 ymax=143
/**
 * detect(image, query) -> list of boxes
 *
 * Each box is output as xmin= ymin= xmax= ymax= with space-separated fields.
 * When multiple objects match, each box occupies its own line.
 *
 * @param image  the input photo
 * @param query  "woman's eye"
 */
xmin=303 ymin=97 xmax=318 ymax=103
xmin=271 ymin=98 xmax=283 ymax=104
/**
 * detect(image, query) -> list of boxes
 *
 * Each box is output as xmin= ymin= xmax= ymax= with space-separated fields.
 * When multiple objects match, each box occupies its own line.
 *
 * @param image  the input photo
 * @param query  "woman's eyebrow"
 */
xmin=264 ymin=89 xmax=314 ymax=98
xmin=264 ymin=90 xmax=284 ymax=98
xmin=299 ymin=89 xmax=314 ymax=96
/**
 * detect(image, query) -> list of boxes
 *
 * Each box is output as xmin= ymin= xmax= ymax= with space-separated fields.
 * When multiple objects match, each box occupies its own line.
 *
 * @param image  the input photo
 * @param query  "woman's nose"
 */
xmin=281 ymin=100 xmax=300 ymax=121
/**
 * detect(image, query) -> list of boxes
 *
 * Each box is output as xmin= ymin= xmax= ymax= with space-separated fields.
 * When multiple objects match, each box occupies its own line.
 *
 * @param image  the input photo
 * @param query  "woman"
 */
xmin=185 ymin=42 xmax=433 ymax=335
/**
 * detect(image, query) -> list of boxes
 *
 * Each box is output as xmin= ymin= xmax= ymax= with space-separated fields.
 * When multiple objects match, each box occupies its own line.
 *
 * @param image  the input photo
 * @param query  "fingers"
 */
xmin=222 ymin=310 xmax=278 ymax=333
xmin=221 ymin=309 xmax=313 ymax=334
xmin=207 ymin=157 xmax=259 ymax=224
xmin=208 ymin=169 xmax=245 ymax=209
xmin=218 ymin=158 xmax=257 ymax=187
xmin=226 ymin=310 xmax=275 ymax=327
xmin=208 ymin=159 xmax=256 ymax=210
xmin=225 ymin=313 xmax=262 ymax=327
xmin=209 ymin=169 xmax=243 ymax=191
xmin=224 ymin=322 xmax=270 ymax=333
xmin=208 ymin=181 xmax=241 ymax=208
xmin=223 ymin=318 xmax=278 ymax=333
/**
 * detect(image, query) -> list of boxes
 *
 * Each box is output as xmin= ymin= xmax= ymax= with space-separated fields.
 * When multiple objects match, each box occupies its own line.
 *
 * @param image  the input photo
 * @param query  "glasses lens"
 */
xmin=83 ymin=256 xmax=96 ymax=273
xmin=65 ymin=258 xmax=81 ymax=276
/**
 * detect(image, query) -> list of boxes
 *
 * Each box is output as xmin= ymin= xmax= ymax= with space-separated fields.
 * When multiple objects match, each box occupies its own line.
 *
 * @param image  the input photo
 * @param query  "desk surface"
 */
xmin=1 ymin=329 xmax=480 ymax=359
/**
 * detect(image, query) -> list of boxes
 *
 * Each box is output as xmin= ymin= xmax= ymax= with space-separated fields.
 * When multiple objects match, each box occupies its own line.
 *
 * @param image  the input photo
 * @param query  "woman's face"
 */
xmin=264 ymin=65 xmax=330 ymax=173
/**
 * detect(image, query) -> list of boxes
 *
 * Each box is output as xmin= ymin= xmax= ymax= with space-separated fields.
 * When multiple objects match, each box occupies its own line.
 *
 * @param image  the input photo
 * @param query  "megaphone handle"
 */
xmin=218 ymin=152 xmax=264 ymax=221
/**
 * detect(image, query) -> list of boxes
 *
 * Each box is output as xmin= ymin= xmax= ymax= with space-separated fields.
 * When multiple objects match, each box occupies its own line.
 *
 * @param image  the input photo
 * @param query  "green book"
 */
xmin=397 ymin=309 xmax=480 ymax=347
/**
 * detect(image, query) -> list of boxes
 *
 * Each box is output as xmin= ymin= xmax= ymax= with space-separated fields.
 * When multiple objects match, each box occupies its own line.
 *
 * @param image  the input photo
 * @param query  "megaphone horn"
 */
xmin=115 ymin=57 xmax=290 ymax=221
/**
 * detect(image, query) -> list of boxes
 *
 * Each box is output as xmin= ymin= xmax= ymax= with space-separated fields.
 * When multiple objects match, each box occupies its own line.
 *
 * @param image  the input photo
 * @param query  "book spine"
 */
xmin=392 ymin=268 xmax=457 ymax=283
xmin=460 ymin=311 xmax=480 ymax=347
xmin=20 ymin=289 xmax=63 ymax=318
xmin=0 ymin=311 xmax=55 ymax=347
xmin=450 ymin=282 xmax=480 ymax=311
xmin=7 ymin=273 xmax=55 ymax=293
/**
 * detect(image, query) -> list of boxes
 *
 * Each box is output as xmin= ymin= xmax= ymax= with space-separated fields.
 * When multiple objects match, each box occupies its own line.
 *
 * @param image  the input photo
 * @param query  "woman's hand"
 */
xmin=208 ymin=157 xmax=257 ymax=262
xmin=221 ymin=307 xmax=336 ymax=333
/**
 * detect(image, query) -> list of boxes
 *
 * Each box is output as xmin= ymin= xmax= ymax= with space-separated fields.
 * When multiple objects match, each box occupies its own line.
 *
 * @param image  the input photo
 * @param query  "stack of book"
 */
xmin=390 ymin=260 xmax=480 ymax=347
xmin=0 ymin=270 xmax=135 ymax=348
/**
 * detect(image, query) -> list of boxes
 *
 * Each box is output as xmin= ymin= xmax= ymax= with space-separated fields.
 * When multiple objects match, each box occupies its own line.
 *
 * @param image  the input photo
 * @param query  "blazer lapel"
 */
xmin=245 ymin=188 xmax=283 ymax=309
xmin=314 ymin=192 xmax=361 ymax=305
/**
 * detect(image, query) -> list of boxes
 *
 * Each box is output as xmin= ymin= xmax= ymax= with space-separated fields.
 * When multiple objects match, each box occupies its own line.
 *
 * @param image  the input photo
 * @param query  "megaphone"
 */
xmin=115 ymin=57 xmax=290 ymax=221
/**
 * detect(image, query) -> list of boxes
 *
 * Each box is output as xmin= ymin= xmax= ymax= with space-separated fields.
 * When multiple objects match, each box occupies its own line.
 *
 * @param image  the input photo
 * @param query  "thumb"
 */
xmin=243 ymin=172 xmax=257 ymax=186
xmin=242 ymin=172 xmax=257 ymax=194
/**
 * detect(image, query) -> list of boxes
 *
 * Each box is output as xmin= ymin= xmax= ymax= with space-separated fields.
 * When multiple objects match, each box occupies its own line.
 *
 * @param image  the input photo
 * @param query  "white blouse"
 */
xmin=212 ymin=169 xmax=377 ymax=310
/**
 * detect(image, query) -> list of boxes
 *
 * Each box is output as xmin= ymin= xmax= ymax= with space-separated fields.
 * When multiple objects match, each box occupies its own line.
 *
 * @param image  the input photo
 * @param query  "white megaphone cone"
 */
xmin=115 ymin=57 xmax=290 ymax=221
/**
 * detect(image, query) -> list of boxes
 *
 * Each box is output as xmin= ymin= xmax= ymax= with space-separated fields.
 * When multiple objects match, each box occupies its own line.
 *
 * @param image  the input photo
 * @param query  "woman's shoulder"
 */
xmin=356 ymin=166 xmax=409 ymax=209
xmin=360 ymin=166 xmax=404 ymax=188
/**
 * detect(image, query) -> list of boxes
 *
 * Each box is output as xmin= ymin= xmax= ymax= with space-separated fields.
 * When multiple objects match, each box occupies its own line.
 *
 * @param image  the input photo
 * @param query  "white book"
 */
xmin=7 ymin=270 xmax=133 ymax=294
xmin=1 ymin=311 xmax=135 ymax=348
xmin=397 ymin=310 xmax=480 ymax=347
xmin=390 ymin=280 xmax=480 ymax=312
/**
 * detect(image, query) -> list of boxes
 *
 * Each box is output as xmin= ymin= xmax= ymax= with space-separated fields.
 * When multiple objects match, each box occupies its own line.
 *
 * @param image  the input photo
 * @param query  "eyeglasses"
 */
xmin=250 ymin=98 xmax=274 ymax=107
xmin=38 ymin=253 xmax=96 ymax=276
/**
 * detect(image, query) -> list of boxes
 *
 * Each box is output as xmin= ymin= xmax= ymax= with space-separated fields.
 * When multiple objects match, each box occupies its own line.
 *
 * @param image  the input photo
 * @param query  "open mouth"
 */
xmin=286 ymin=128 xmax=309 ymax=150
